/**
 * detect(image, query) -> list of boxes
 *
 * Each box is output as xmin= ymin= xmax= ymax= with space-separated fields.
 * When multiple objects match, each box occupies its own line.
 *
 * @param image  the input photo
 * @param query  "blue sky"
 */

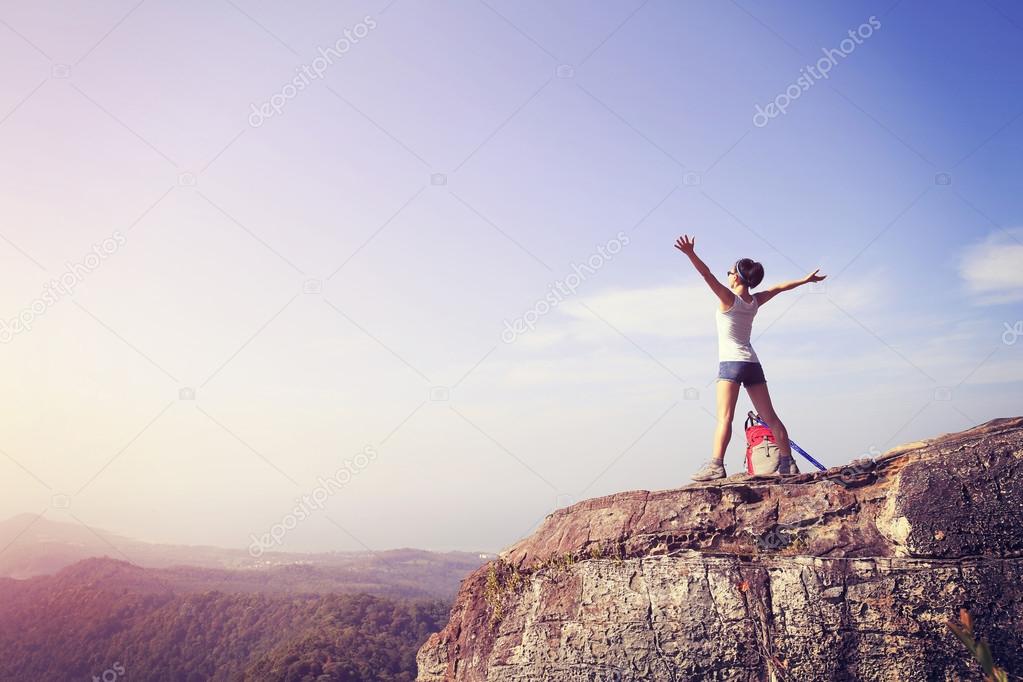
xmin=0 ymin=0 xmax=1021 ymax=554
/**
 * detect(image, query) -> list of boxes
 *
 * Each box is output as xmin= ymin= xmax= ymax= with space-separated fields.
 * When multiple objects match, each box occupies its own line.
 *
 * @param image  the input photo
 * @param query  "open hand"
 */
xmin=804 ymin=268 xmax=827 ymax=283
xmin=674 ymin=234 xmax=696 ymax=256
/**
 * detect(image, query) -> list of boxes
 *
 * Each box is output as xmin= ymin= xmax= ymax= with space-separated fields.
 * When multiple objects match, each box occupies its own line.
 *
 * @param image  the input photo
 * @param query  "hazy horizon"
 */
xmin=1 ymin=0 xmax=1021 ymax=555
xmin=0 ymin=510 xmax=495 ymax=557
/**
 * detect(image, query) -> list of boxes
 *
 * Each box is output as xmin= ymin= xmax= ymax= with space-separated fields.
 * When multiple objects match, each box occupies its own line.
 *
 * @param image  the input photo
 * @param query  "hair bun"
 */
xmin=736 ymin=258 xmax=765 ymax=288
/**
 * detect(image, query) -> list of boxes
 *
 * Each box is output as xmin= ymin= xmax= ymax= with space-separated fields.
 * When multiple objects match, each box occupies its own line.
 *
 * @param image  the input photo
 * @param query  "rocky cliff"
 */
xmin=417 ymin=417 xmax=1023 ymax=681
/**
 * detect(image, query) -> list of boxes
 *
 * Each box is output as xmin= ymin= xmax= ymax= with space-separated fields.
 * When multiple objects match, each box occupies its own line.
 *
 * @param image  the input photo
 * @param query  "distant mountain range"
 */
xmin=0 ymin=513 xmax=490 ymax=679
xmin=0 ymin=513 xmax=488 ymax=600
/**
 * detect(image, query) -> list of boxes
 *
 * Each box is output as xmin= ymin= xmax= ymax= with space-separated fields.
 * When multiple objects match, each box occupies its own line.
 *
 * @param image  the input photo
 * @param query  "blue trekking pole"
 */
xmin=754 ymin=416 xmax=826 ymax=471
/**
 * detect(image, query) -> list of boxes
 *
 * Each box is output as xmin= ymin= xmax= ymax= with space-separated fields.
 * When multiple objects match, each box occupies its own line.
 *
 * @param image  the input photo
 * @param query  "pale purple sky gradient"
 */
xmin=1 ymin=0 xmax=1021 ymax=553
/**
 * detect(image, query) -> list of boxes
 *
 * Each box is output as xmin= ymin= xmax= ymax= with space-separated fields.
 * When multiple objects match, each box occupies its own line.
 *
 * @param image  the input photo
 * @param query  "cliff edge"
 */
xmin=417 ymin=417 xmax=1023 ymax=681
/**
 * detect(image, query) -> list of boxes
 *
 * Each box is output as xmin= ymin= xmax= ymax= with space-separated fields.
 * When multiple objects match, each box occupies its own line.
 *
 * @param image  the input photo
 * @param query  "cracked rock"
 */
xmin=417 ymin=417 xmax=1023 ymax=681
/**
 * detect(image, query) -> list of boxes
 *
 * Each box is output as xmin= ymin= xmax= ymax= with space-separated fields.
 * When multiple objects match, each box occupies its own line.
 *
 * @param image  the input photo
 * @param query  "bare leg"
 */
xmin=712 ymin=380 xmax=741 ymax=462
xmin=744 ymin=382 xmax=792 ymax=461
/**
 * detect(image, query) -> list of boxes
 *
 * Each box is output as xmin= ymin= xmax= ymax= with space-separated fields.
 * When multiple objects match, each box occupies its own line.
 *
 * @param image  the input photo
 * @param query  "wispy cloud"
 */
xmin=561 ymin=284 xmax=713 ymax=338
xmin=553 ymin=275 xmax=889 ymax=342
xmin=960 ymin=229 xmax=1023 ymax=304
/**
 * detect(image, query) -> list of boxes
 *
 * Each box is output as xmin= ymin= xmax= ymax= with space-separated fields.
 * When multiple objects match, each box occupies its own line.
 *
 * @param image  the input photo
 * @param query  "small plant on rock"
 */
xmin=484 ymin=563 xmax=504 ymax=624
xmin=947 ymin=609 xmax=1010 ymax=682
xmin=483 ymin=560 xmax=524 ymax=627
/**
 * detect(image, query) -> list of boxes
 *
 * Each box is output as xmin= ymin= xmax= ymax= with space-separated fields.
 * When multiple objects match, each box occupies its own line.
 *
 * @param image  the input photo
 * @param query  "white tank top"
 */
xmin=715 ymin=293 xmax=759 ymax=362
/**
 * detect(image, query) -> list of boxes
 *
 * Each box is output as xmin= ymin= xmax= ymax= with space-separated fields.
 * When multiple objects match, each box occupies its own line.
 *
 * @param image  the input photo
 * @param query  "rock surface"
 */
xmin=417 ymin=417 xmax=1023 ymax=681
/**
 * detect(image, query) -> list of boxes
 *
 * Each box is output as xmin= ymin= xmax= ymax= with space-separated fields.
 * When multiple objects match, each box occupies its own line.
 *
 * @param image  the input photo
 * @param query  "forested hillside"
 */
xmin=0 ymin=557 xmax=448 ymax=681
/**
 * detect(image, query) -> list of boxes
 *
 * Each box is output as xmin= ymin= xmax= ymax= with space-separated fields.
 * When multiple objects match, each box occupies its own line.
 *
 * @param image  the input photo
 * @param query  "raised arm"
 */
xmin=754 ymin=269 xmax=827 ymax=306
xmin=674 ymin=235 xmax=733 ymax=308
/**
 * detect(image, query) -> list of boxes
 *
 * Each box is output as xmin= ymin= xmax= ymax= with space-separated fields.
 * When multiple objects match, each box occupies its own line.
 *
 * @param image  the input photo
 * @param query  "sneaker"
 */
xmin=777 ymin=457 xmax=799 ymax=475
xmin=691 ymin=460 xmax=726 ymax=481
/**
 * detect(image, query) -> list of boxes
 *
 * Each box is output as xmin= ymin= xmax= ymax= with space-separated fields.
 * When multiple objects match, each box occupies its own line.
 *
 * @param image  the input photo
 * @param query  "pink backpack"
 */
xmin=744 ymin=411 xmax=800 ymax=475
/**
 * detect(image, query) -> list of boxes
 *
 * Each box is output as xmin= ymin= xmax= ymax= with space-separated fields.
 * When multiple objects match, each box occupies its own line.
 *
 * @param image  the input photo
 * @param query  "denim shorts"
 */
xmin=718 ymin=361 xmax=766 ymax=386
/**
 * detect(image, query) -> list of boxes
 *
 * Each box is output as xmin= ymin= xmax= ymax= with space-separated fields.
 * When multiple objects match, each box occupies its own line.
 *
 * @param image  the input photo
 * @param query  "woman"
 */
xmin=674 ymin=234 xmax=826 ymax=481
